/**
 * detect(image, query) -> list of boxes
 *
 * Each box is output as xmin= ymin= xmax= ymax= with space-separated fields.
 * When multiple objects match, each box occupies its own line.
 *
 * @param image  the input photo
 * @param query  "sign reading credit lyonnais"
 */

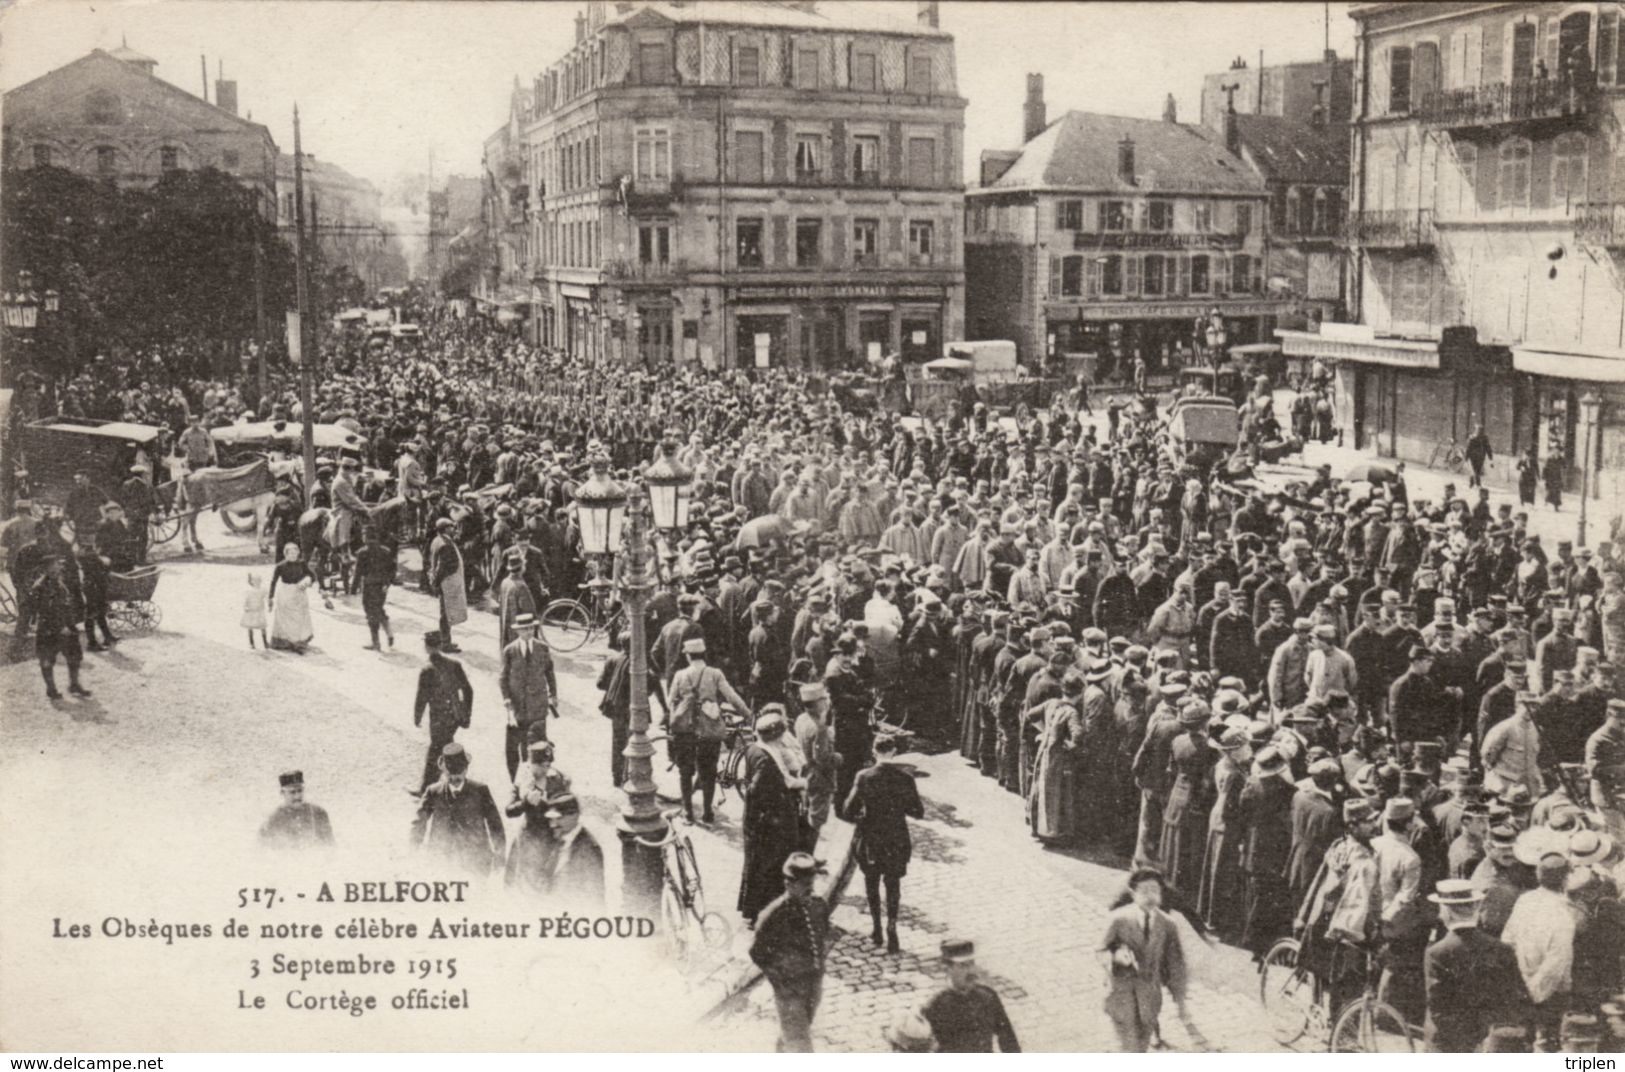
xmin=1073 ymin=231 xmax=1246 ymax=251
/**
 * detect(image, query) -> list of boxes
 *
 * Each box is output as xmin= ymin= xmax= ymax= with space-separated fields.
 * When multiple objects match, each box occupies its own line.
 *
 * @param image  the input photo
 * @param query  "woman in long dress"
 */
xmin=737 ymin=708 xmax=807 ymax=925
xmin=267 ymin=543 xmax=325 ymax=653
xmin=1029 ymin=673 xmax=1086 ymax=843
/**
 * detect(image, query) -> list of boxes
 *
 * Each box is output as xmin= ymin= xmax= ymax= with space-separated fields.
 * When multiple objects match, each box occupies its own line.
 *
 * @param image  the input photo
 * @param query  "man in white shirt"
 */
xmin=1500 ymin=853 xmax=1577 ymax=1049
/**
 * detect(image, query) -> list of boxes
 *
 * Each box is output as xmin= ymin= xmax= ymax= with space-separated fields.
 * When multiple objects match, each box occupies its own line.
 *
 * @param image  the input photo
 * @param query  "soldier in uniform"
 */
xmin=353 ymin=526 xmax=396 ymax=650
xmin=410 ymin=742 xmax=505 ymax=874
xmin=749 ymin=853 xmax=830 ymax=1052
xmin=919 ymin=938 xmax=1022 ymax=1052
xmin=258 ymin=770 xmax=334 ymax=848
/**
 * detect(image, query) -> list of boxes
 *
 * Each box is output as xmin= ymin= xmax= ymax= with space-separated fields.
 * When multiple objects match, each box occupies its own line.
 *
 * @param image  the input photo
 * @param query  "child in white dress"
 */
xmin=241 ymin=572 xmax=268 ymax=648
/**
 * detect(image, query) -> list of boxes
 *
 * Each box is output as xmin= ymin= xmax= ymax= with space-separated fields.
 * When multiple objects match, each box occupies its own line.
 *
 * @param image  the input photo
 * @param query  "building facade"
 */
xmin=1280 ymin=1 xmax=1624 ymax=503
xmin=966 ymin=77 xmax=1294 ymax=373
xmin=2 ymin=45 xmax=278 ymax=220
xmin=1199 ymin=51 xmax=1356 ymax=131
xmin=487 ymin=0 xmax=965 ymax=368
xmin=276 ymin=153 xmax=400 ymax=292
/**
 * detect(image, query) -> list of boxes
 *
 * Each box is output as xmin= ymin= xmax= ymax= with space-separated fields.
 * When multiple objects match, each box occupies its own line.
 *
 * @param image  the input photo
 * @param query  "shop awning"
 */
xmin=1275 ymin=328 xmax=1439 ymax=370
xmin=1513 ymin=345 xmax=1625 ymax=383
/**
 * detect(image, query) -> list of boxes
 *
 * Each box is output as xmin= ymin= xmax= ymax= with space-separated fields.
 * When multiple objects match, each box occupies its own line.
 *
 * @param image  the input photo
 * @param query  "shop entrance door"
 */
xmin=736 ymin=314 xmax=787 ymax=368
xmin=858 ymin=312 xmax=891 ymax=367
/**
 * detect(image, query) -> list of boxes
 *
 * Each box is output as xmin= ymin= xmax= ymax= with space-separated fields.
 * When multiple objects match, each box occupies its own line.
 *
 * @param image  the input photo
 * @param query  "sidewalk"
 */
xmin=709 ymin=743 xmax=1289 ymax=1052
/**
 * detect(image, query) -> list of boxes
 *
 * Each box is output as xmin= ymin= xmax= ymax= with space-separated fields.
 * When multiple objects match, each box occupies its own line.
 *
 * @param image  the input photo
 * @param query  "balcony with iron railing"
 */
xmin=1416 ymin=76 xmax=1596 ymax=131
xmin=1574 ymin=203 xmax=1625 ymax=248
xmin=603 ymin=257 xmax=690 ymax=282
xmin=1345 ymin=208 xmax=1435 ymax=249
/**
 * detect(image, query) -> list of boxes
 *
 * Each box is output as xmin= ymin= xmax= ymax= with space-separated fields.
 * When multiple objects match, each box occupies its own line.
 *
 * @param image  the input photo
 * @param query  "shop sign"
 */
xmin=1074 ymin=300 xmax=1288 ymax=320
xmin=734 ymin=283 xmax=943 ymax=302
xmin=1073 ymin=232 xmax=1244 ymax=251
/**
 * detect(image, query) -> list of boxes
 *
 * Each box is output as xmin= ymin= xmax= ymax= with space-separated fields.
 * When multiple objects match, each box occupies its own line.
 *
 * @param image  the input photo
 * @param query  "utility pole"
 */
xmin=252 ymin=220 xmax=267 ymax=403
xmin=309 ymin=191 xmax=322 ymax=367
xmin=292 ymin=105 xmax=317 ymax=502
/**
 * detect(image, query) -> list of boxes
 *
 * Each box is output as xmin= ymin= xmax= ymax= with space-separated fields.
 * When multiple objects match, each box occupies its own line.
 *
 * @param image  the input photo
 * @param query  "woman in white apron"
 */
xmin=267 ymin=543 xmax=323 ymax=654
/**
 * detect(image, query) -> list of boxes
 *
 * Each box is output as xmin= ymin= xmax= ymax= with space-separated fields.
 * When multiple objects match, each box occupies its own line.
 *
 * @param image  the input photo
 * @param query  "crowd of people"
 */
xmin=8 ymin=304 xmax=1625 ymax=1053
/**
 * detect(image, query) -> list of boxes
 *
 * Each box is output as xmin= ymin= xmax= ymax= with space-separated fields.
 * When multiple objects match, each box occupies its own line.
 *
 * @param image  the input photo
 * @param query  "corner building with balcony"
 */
xmin=1281 ymin=1 xmax=1625 ymax=498
xmin=966 ymin=75 xmax=1293 ymax=373
xmin=503 ymin=0 xmax=965 ymax=369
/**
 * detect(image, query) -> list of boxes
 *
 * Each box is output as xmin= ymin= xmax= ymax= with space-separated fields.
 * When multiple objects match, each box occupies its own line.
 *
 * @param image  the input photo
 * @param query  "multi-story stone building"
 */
xmin=965 ymin=75 xmax=1295 ymax=373
xmin=1199 ymin=50 xmax=1356 ymax=130
xmin=275 ymin=152 xmax=398 ymax=292
xmin=1198 ymin=52 xmax=1350 ymax=324
xmin=2 ymin=44 xmax=278 ymax=220
xmin=1278 ymin=1 xmax=1624 ymax=500
xmin=488 ymin=0 xmax=965 ymax=368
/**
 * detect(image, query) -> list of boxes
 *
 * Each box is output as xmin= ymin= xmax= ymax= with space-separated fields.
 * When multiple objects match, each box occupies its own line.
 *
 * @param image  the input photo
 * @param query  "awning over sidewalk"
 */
xmin=1276 ymin=327 xmax=1440 ymax=370
xmin=1513 ymin=344 xmax=1625 ymax=383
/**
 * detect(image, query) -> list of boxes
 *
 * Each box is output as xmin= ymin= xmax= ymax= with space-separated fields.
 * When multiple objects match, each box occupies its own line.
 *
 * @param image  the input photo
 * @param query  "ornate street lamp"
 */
xmin=572 ymin=454 xmax=628 ymax=555
xmin=643 ymin=439 xmax=694 ymax=531
xmin=1578 ymin=390 xmax=1602 ymax=547
xmin=43 ymin=289 xmax=60 ymax=314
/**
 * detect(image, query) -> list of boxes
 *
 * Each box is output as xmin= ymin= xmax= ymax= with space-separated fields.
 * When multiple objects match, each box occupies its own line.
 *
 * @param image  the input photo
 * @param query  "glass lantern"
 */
xmin=644 ymin=440 xmax=694 ymax=531
xmin=43 ymin=289 xmax=60 ymax=314
xmin=573 ymin=456 xmax=627 ymax=555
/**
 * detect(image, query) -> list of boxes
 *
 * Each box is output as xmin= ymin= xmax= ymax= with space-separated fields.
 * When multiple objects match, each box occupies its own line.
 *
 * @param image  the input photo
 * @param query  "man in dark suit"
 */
xmin=428 ymin=517 xmax=464 ymax=652
xmin=500 ymin=613 xmax=559 ymax=779
xmin=1239 ymin=745 xmax=1298 ymax=955
xmin=1422 ymin=879 xmax=1529 ymax=1052
xmin=410 ymin=743 xmax=505 ymax=874
xmin=1097 ymin=867 xmax=1189 ymax=1052
xmin=1390 ymin=645 xmax=1461 ymax=745
xmin=414 ymin=630 xmax=473 ymax=792
xmin=543 ymin=794 xmax=604 ymax=908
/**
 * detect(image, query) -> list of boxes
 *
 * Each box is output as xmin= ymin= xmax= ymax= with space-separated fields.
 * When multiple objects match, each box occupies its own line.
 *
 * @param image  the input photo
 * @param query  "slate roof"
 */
xmin=1232 ymin=114 xmax=1348 ymax=186
xmin=980 ymin=111 xmax=1265 ymax=196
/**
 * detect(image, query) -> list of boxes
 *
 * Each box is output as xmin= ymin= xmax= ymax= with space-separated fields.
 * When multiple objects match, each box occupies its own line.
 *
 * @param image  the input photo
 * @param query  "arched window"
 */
xmin=1552 ymin=132 xmax=1587 ymax=208
xmin=1498 ymin=137 xmax=1531 ymax=208
xmin=1509 ymin=19 xmax=1538 ymax=83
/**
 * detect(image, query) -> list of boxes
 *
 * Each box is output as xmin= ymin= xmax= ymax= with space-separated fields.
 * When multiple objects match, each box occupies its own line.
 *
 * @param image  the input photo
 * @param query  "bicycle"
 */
xmin=1258 ymin=937 xmax=1414 ymax=1052
xmin=713 ymin=709 xmax=756 ymax=808
xmin=633 ymin=807 xmax=731 ymax=967
xmin=1429 ymin=437 xmax=1467 ymax=473
xmin=540 ymin=577 xmax=624 ymax=652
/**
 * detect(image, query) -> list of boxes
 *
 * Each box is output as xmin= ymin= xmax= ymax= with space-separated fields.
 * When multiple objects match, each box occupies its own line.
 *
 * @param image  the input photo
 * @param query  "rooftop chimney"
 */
xmin=1222 ymin=81 xmax=1241 ymax=155
xmin=1118 ymin=136 xmax=1136 ymax=185
xmin=575 ymin=11 xmax=586 ymax=43
xmin=1163 ymin=93 xmax=1177 ymax=123
xmin=1023 ymin=73 xmax=1046 ymax=144
xmin=917 ymin=1 xmax=939 ymax=28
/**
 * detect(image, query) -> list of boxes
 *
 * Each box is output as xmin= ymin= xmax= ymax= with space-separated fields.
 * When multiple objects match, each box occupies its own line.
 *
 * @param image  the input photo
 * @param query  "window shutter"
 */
xmin=1174 ymin=254 xmax=1189 ymax=296
xmin=1212 ymin=255 xmax=1228 ymax=296
xmin=1084 ymin=258 xmax=1101 ymax=298
xmin=1125 ymin=254 xmax=1141 ymax=296
xmin=1372 ymin=44 xmax=1390 ymax=114
xmin=1056 ymin=201 xmax=1067 ymax=229
xmin=888 ymin=216 xmax=903 ymax=253
xmin=1542 ymin=17 xmax=1559 ymax=75
xmin=1049 ymin=255 xmax=1062 ymax=297
xmin=1097 ymin=201 xmax=1109 ymax=231
xmin=1600 ymin=12 xmax=1619 ymax=85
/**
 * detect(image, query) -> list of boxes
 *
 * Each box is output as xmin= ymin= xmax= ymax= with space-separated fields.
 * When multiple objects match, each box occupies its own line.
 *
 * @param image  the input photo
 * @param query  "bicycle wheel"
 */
xmin=539 ymin=599 xmax=593 ymax=652
xmin=1259 ymin=938 xmax=1316 ymax=1046
xmin=1329 ymin=997 xmax=1414 ymax=1053
xmin=659 ymin=881 xmax=692 ymax=965
xmin=675 ymin=838 xmax=706 ymax=917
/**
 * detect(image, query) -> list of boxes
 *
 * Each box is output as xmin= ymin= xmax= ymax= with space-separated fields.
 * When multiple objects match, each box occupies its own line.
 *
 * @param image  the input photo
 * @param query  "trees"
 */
xmin=1 ymin=165 xmax=296 ymax=373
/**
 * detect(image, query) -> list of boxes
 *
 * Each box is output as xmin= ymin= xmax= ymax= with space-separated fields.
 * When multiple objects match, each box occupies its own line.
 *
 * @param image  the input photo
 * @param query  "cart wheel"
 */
xmin=0 ymin=581 xmax=15 ymax=625
xmin=136 ymin=601 xmax=162 ymax=631
xmin=148 ymin=513 xmax=181 ymax=545
xmin=220 ymin=507 xmax=259 ymax=534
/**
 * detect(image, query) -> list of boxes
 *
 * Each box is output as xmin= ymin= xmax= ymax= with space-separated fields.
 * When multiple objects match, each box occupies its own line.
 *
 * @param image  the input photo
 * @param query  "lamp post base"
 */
xmin=617 ymin=822 xmax=664 ymax=919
